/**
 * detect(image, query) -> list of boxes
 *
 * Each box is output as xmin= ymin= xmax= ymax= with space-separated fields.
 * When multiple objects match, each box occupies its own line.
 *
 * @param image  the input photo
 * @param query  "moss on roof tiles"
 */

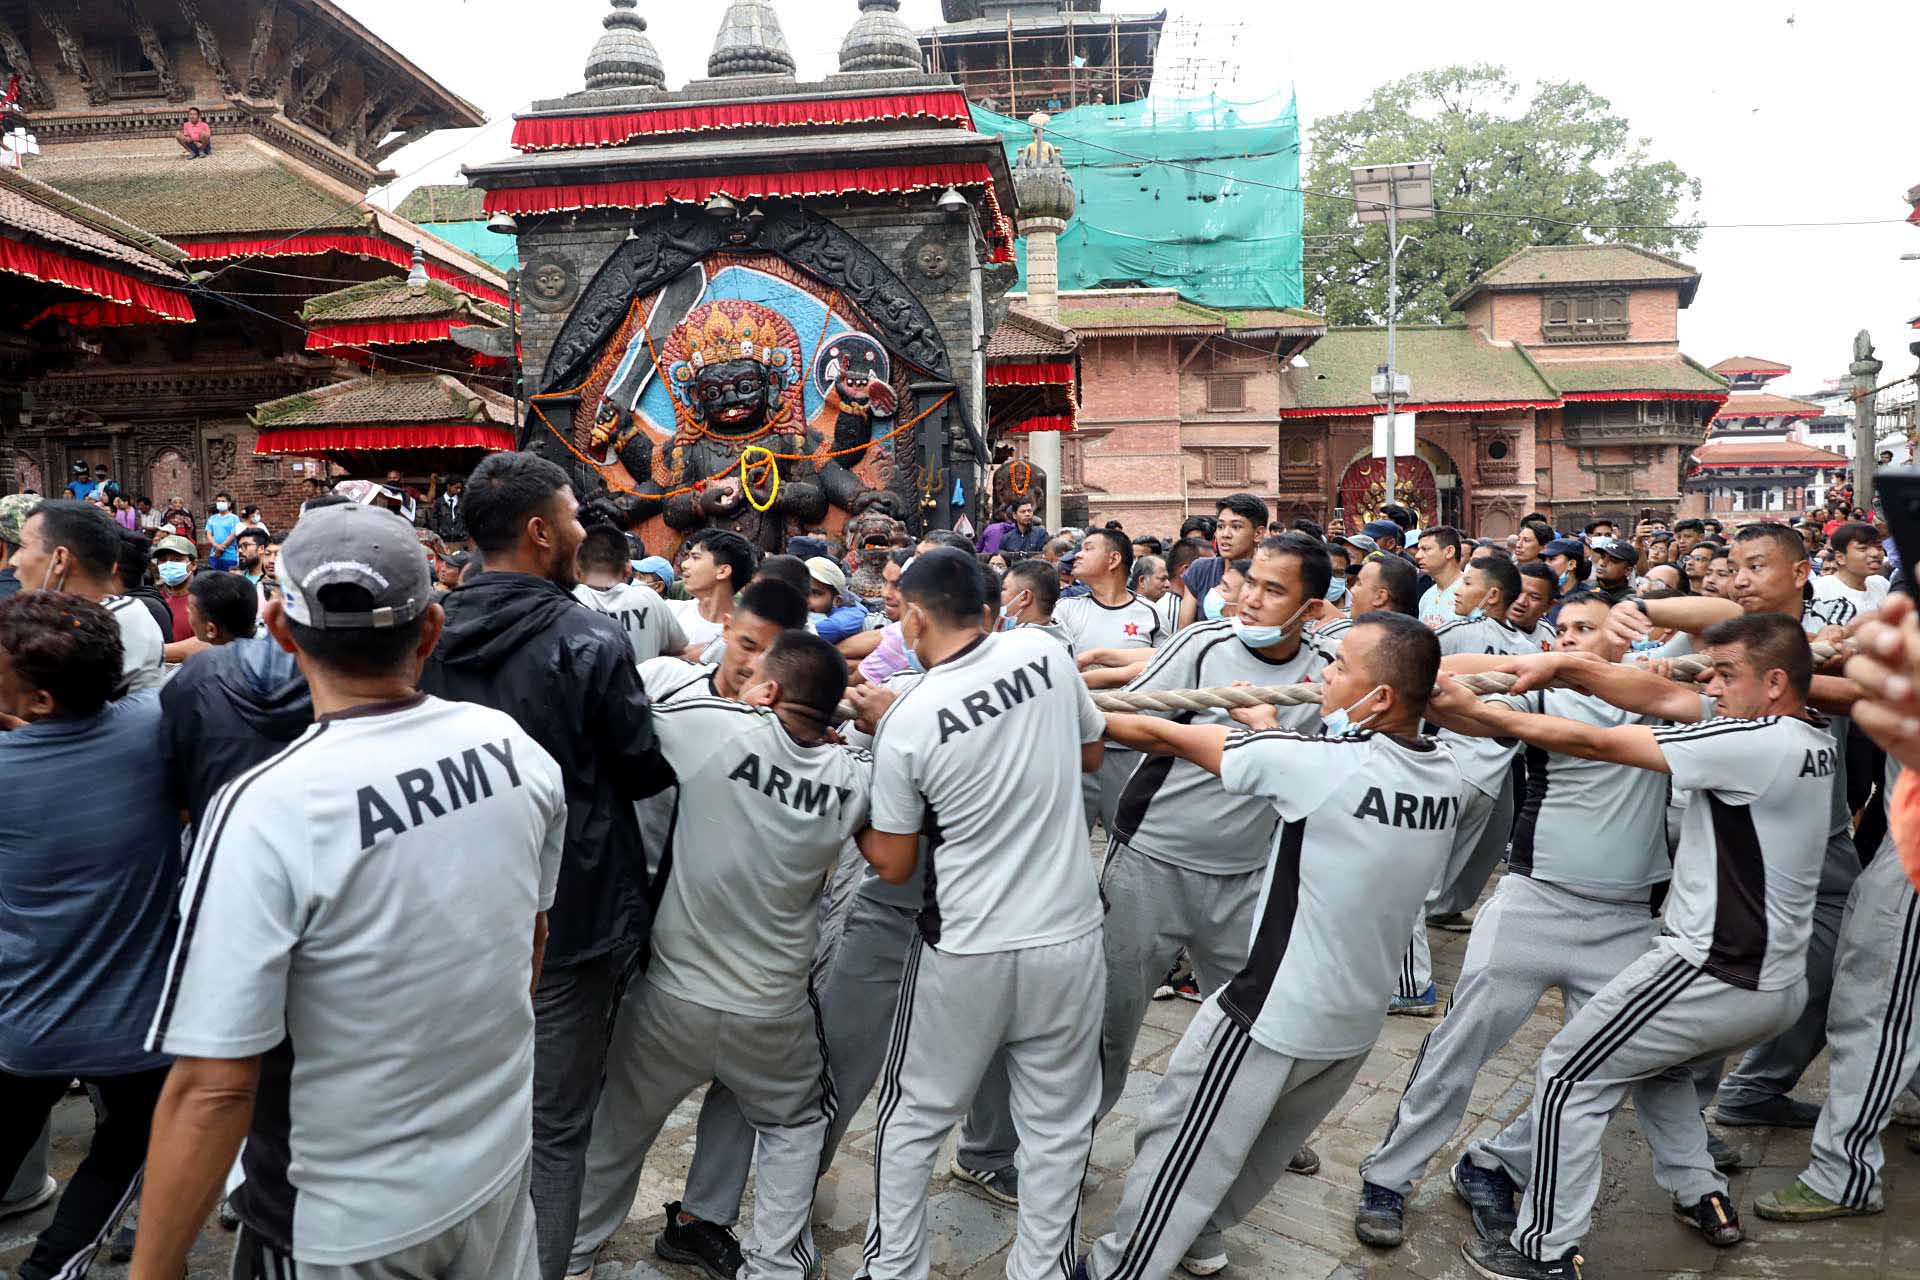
xmin=1478 ymin=244 xmax=1699 ymax=287
xmin=1059 ymin=300 xmax=1224 ymax=330
xmin=302 ymin=276 xmax=510 ymax=326
xmin=394 ymin=184 xmax=486 ymax=224
xmin=1543 ymin=357 xmax=1729 ymax=395
xmin=29 ymin=146 xmax=367 ymax=239
xmin=1221 ymin=307 xmax=1323 ymax=330
xmin=253 ymin=374 xmax=512 ymax=429
xmin=1292 ymin=326 xmax=1558 ymax=409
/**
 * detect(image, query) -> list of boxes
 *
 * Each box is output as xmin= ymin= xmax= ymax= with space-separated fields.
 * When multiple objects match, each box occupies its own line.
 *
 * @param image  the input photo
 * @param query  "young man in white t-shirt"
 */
xmin=8 ymin=500 xmax=166 ymax=690
xmin=133 ymin=501 xmax=567 ymax=1280
xmin=571 ymin=523 xmax=687 ymax=665
xmin=670 ymin=528 xmax=755 ymax=656
xmin=1811 ymin=520 xmax=1890 ymax=617
xmin=855 ymin=548 xmax=1107 ymax=1280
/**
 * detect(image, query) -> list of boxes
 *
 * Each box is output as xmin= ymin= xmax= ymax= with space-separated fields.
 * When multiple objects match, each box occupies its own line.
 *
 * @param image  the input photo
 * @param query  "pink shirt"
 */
xmin=182 ymin=119 xmax=210 ymax=144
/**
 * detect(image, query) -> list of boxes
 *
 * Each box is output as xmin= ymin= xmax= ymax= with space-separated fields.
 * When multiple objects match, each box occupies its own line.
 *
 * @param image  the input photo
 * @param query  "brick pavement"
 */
xmin=9 ymin=872 xmax=1917 ymax=1279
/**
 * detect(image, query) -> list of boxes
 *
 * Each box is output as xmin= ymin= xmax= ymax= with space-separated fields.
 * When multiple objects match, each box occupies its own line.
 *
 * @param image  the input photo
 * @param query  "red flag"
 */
xmin=0 ymin=76 xmax=18 ymax=113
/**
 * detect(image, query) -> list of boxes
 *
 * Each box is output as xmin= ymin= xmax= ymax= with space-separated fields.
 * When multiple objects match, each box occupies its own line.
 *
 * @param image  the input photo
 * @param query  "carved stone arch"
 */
xmin=539 ymin=203 xmax=953 ymax=398
xmin=145 ymin=446 xmax=195 ymax=506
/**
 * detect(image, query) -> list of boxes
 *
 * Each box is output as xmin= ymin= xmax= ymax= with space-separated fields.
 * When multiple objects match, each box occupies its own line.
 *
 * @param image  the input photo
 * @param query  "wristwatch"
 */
xmin=1627 ymin=596 xmax=1651 ymax=617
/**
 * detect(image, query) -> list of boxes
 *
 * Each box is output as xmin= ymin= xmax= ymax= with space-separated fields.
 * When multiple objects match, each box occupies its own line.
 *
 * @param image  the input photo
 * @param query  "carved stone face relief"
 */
xmin=525 ymin=256 xmax=577 ymax=312
xmin=905 ymin=231 xmax=953 ymax=284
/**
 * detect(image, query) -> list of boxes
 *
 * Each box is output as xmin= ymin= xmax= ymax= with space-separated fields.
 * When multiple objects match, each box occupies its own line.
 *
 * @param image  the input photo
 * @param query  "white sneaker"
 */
xmin=1180 ymin=1247 xmax=1229 ymax=1276
xmin=0 ymin=1175 xmax=58 ymax=1222
xmin=1893 ymin=1089 xmax=1920 ymax=1127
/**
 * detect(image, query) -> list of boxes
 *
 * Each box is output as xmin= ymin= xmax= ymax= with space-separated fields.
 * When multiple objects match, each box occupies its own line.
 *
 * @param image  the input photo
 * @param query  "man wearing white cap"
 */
xmin=804 ymin=556 xmax=870 ymax=643
xmin=134 ymin=501 xmax=568 ymax=1280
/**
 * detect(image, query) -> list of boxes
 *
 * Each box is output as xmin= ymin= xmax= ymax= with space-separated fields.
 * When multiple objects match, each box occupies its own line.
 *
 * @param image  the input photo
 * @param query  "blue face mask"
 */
xmin=1321 ymin=683 xmax=1387 ymax=737
xmin=1233 ymin=599 xmax=1309 ymax=651
xmin=1201 ymin=587 xmax=1226 ymax=621
xmin=1466 ymin=607 xmax=1486 ymax=622
xmin=157 ymin=561 xmax=190 ymax=587
xmin=1325 ymin=577 xmax=1347 ymax=605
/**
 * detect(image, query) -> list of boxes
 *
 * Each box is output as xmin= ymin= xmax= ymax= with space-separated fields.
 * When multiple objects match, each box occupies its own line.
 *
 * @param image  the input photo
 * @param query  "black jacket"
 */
xmin=160 ymin=635 xmax=314 ymax=826
xmin=420 ymin=572 xmax=662 ymax=966
xmin=428 ymin=494 xmax=467 ymax=543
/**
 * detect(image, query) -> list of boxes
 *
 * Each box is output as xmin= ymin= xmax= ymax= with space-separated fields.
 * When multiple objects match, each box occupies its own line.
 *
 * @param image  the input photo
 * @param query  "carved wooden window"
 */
xmin=98 ymin=38 xmax=161 ymax=99
xmin=1542 ymin=292 xmax=1630 ymax=342
xmin=1282 ymin=437 xmax=1313 ymax=466
xmin=1205 ymin=449 xmax=1248 ymax=487
xmin=1207 ymin=375 xmax=1247 ymax=412
xmin=1061 ymin=435 xmax=1086 ymax=488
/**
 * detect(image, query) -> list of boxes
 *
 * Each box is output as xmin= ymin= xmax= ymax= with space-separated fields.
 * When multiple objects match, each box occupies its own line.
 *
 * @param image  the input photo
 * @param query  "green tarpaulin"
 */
xmin=971 ymin=92 xmax=1303 ymax=309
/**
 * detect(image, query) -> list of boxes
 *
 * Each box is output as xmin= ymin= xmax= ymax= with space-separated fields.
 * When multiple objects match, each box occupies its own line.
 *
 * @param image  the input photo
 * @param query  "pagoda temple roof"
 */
xmin=395 ymin=185 xmax=488 ymax=224
xmin=0 ymin=169 xmax=196 ymax=326
xmin=1710 ymin=356 xmax=1792 ymax=376
xmin=303 ymin=277 xmax=511 ymax=328
xmin=1691 ymin=440 xmax=1849 ymax=469
xmin=25 ymin=139 xmax=509 ymax=306
xmin=1288 ymin=326 xmax=1559 ymax=415
xmin=0 ymin=169 xmax=186 ymax=277
xmin=254 ymin=373 xmax=514 ymax=430
xmin=1536 ymin=355 xmax=1729 ymax=397
xmin=1452 ymin=243 xmax=1702 ymax=308
xmin=986 ymin=307 xmax=1076 ymax=360
xmin=1711 ymin=391 xmax=1825 ymax=420
xmin=294 ymin=0 xmax=487 ymax=132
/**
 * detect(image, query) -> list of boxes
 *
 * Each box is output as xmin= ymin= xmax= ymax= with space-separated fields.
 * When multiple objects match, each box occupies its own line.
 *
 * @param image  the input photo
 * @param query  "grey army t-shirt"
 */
xmin=869 ymin=627 xmax=1105 ymax=954
xmin=150 ymin=696 xmax=566 ymax=1265
xmin=1109 ymin=619 xmax=1331 ymax=875
xmin=646 ymin=697 xmax=871 ymax=1018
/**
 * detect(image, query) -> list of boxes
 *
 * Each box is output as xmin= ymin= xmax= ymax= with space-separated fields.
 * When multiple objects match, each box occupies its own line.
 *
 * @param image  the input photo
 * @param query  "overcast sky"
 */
xmin=349 ymin=0 xmax=1920 ymax=396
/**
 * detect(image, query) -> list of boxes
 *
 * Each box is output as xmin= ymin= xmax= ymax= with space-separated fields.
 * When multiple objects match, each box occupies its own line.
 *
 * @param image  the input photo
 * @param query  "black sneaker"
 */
xmin=1673 ymin=1190 xmax=1743 ymax=1247
xmin=1706 ymin=1130 xmax=1743 ymax=1173
xmin=1462 ymin=1237 xmax=1583 ymax=1279
xmin=1288 ymin=1145 xmax=1320 ymax=1176
xmin=655 ymin=1201 xmax=744 ymax=1280
xmin=1452 ymin=1155 xmax=1519 ymax=1242
xmin=1712 ymin=1095 xmax=1820 ymax=1128
xmin=1354 ymin=1181 xmax=1406 ymax=1248
xmin=950 ymin=1157 xmax=1018 ymax=1205
xmin=1171 ymin=973 xmax=1203 ymax=1002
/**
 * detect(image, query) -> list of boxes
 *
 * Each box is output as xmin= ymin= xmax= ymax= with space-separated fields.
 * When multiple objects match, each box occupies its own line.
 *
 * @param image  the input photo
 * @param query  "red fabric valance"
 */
xmin=1 ymin=235 xmax=195 ymax=324
xmin=182 ymin=235 xmax=512 ymax=309
xmin=1277 ymin=398 xmax=1561 ymax=420
xmin=483 ymin=162 xmax=1018 ymax=265
xmin=1006 ymin=415 xmax=1075 ymax=434
xmin=986 ymin=363 xmax=1075 ymax=387
xmin=306 ymin=318 xmax=470 ymax=350
xmin=253 ymin=425 xmax=514 ymax=455
xmin=512 ymin=92 xmax=974 ymax=151
xmin=1561 ymin=390 xmax=1729 ymax=405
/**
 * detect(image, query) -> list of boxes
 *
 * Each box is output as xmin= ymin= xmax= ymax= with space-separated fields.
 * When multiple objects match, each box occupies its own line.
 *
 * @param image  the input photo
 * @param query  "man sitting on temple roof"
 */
xmin=176 ymin=107 xmax=212 ymax=160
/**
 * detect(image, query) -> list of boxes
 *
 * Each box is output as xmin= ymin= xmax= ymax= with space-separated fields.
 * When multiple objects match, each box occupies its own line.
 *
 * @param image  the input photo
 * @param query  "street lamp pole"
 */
xmin=1352 ymin=162 xmax=1434 ymax=517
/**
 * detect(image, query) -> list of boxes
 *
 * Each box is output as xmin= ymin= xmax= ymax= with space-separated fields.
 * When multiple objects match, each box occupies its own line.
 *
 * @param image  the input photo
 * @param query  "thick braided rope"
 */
xmin=837 ymin=643 xmax=1839 ymax=724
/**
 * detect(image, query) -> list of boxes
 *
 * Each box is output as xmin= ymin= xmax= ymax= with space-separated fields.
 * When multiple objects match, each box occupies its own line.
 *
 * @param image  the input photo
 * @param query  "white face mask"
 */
xmin=1321 ymin=683 xmax=1387 ymax=737
xmin=215 ymin=501 xmax=230 ymax=512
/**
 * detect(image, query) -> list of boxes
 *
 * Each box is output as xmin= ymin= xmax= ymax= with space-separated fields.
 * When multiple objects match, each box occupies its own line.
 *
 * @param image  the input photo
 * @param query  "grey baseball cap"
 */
xmin=278 ymin=502 xmax=432 ymax=629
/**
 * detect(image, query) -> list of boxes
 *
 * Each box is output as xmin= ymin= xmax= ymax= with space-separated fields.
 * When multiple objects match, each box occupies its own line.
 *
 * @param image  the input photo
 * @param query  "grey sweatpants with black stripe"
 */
xmin=231 ymin=1161 xmax=536 ymax=1280
xmin=1400 ymin=783 xmax=1510 ymax=999
xmin=1476 ymin=942 xmax=1803 ymax=1262
xmin=1084 ymin=997 xmax=1365 ymax=1280
xmin=1802 ymin=843 xmax=1920 ymax=1209
xmin=570 ymin=982 xmax=830 ymax=1280
xmin=1364 ymin=875 xmax=1721 ymax=1205
xmin=859 ymin=930 xmax=1103 ymax=1280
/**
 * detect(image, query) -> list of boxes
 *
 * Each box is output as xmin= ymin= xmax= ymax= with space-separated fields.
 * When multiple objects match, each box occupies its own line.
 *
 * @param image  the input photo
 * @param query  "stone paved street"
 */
xmin=9 ymin=871 xmax=1917 ymax=1280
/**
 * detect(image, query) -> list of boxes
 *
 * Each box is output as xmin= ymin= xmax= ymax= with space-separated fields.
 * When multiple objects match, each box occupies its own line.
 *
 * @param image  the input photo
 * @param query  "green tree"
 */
xmin=1304 ymin=65 xmax=1703 ymax=326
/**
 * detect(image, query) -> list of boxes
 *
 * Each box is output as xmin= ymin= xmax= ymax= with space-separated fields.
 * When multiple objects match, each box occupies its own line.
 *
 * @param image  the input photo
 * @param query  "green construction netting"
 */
xmin=971 ymin=92 xmax=1303 ymax=309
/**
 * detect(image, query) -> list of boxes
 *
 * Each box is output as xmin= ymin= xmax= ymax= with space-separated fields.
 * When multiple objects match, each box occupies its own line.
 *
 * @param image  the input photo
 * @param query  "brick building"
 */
xmin=1057 ymin=244 xmax=1729 ymax=538
xmin=0 ymin=0 xmax=505 ymax=529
